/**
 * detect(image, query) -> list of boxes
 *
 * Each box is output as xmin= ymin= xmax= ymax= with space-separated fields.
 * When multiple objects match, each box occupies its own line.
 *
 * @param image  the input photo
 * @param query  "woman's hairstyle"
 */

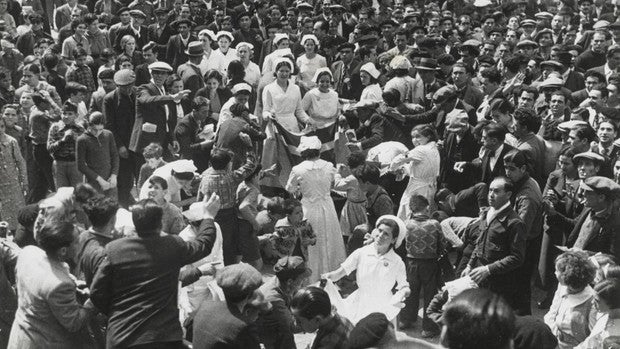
xmin=314 ymin=70 xmax=332 ymax=84
xmin=143 ymin=142 xmax=163 ymax=159
xmin=347 ymin=151 xmax=366 ymax=169
xmin=22 ymin=63 xmax=41 ymax=75
xmin=555 ymin=250 xmax=597 ymax=290
xmin=594 ymin=277 xmax=620 ymax=309
xmin=376 ymin=217 xmax=399 ymax=244
xmin=412 ymin=124 xmax=439 ymax=142
xmin=148 ymin=175 xmax=168 ymax=190
xmin=290 ymin=286 xmax=332 ymax=319
xmin=120 ymin=35 xmax=136 ymax=51
xmin=36 ymin=219 xmax=76 ymax=254
xmin=274 ymin=59 xmax=293 ymax=76
xmin=131 ymin=199 xmax=163 ymax=236
xmin=164 ymin=74 xmax=182 ymax=90
xmin=204 ymin=69 xmax=224 ymax=86
xmin=300 ymin=149 xmax=320 ymax=160
xmin=282 ymin=198 xmax=302 ymax=215
xmin=443 ymin=288 xmax=516 ymax=349
xmin=227 ymin=60 xmax=246 ymax=81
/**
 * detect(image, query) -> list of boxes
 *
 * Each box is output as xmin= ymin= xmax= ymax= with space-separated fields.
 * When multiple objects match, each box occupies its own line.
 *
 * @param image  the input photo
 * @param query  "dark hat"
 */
xmin=534 ymin=28 xmax=553 ymax=42
xmin=346 ymin=313 xmax=391 ymax=349
xmin=273 ymin=256 xmax=312 ymax=281
xmin=411 ymin=25 xmax=427 ymax=34
xmin=172 ymin=18 xmax=193 ymax=28
xmin=116 ymin=6 xmax=130 ymax=16
xmin=28 ymin=13 xmax=43 ymax=23
xmin=608 ymin=45 xmax=620 ymax=56
xmin=337 ymin=42 xmax=355 ymax=51
xmin=580 ymin=176 xmax=620 ymax=199
xmin=98 ymin=68 xmax=115 ymax=80
xmin=433 ymin=85 xmax=458 ymax=104
xmin=236 ymin=10 xmax=252 ymax=22
xmin=520 ymin=19 xmax=536 ymax=27
xmin=154 ymin=7 xmax=169 ymax=15
xmin=416 ymin=57 xmax=439 ymax=70
xmin=574 ymin=151 xmax=606 ymax=164
xmin=489 ymin=26 xmax=506 ymax=35
xmin=216 ymin=263 xmax=263 ymax=301
xmin=559 ymin=7 xmax=574 ymax=16
xmin=185 ymin=41 xmax=204 ymax=56
xmin=516 ymin=39 xmax=538 ymax=48
xmin=62 ymin=101 xmax=78 ymax=113
xmin=356 ymin=33 xmax=379 ymax=44
xmin=556 ymin=51 xmax=573 ymax=66
xmin=380 ymin=19 xmax=398 ymax=28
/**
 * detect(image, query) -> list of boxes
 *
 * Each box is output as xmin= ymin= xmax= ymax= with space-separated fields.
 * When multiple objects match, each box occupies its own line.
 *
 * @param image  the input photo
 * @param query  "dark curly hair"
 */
xmin=555 ymin=250 xmax=597 ymax=290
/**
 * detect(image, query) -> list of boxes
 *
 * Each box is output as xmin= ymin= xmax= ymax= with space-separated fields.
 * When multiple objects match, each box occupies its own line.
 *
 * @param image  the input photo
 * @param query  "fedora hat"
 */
xmin=416 ymin=57 xmax=439 ymax=71
xmin=185 ymin=41 xmax=204 ymax=56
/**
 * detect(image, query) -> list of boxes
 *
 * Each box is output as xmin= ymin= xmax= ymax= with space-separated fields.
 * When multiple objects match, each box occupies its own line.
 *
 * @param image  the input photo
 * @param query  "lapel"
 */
xmin=581 ymin=208 xmax=602 ymax=248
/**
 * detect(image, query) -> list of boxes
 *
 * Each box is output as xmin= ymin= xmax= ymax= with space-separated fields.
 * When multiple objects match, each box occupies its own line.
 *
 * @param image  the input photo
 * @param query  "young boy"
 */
xmin=76 ymin=112 xmax=119 ymax=196
xmin=47 ymin=101 xmax=85 ymax=188
xmin=138 ymin=143 xmax=166 ymax=189
xmin=64 ymin=80 xmax=89 ymax=121
xmin=269 ymin=198 xmax=316 ymax=264
xmin=236 ymin=165 xmax=264 ymax=269
xmin=66 ymin=46 xmax=95 ymax=106
xmin=400 ymin=195 xmax=447 ymax=337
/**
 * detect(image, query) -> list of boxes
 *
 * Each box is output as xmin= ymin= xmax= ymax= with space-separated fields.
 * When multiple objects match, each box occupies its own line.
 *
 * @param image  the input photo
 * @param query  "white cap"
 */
xmin=389 ymin=55 xmax=412 ymax=70
xmin=301 ymin=34 xmax=319 ymax=46
xmin=298 ymin=136 xmax=322 ymax=152
xmin=170 ymin=159 xmax=197 ymax=174
xmin=473 ymin=0 xmax=492 ymax=7
xmin=236 ymin=41 xmax=254 ymax=50
xmin=539 ymin=76 xmax=564 ymax=88
xmin=312 ymin=67 xmax=333 ymax=84
xmin=360 ymin=62 xmax=381 ymax=79
xmin=376 ymin=215 xmax=406 ymax=248
xmin=232 ymin=82 xmax=252 ymax=94
xmin=274 ymin=56 xmax=294 ymax=70
xmin=216 ymin=30 xmax=234 ymax=42
xmin=199 ymin=29 xmax=216 ymax=41
xmin=274 ymin=33 xmax=289 ymax=45
xmin=148 ymin=61 xmax=173 ymax=72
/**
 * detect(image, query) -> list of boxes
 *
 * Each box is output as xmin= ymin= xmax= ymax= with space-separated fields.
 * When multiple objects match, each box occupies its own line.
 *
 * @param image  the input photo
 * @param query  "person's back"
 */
xmin=193 ymin=299 xmax=260 ymax=349
xmin=90 ymin=198 xmax=218 ymax=348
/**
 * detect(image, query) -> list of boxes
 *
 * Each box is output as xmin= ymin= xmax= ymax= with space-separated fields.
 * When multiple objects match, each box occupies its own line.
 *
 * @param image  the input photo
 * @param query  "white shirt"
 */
xmin=489 ymin=144 xmax=504 ymax=171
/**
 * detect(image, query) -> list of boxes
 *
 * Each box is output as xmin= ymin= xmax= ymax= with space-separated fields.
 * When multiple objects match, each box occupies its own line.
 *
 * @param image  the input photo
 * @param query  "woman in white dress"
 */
xmin=322 ymin=215 xmax=410 ymax=324
xmin=301 ymin=67 xmax=340 ymax=129
xmin=392 ymin=124 xmax=441 ymax=220
xmin=210 ymin=31 xmax=237 ymax=78
xmin=286 ymin=136 xmax=346 ymax=283
xmin=236 ymin=41 xmax=261 ymax=89
xmin=198 ymin=29 xmax=216 ymax=76
xmin=262 ymin=33 xmax=291 ymax=78
xmin=262 ymin=57 xmax=310 ymax=132
xmin=359 ymin=62 xmax=383 ymax=103
xmin=296 ymin=34 xmax=327 ymax=92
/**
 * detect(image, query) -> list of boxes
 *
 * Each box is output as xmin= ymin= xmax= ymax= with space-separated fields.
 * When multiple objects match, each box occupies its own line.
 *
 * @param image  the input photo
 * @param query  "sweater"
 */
xmin=76 ymin=129 xmax=119 ymax=182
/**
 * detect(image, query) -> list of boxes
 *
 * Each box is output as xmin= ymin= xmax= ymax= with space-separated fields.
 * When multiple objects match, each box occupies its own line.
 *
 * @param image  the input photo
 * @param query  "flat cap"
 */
xmin=154 ymin=7 xmax=169 ymax=15
xmin=540 ymin=60 xmax=564 ymax=70
xmin=347 ymin=313 xmax=391 ymax=349
xmin=273 ymin=256 xmax=312 ymax=280
xmin=516 ymin=39 xmax=538 ymax=48
xmin=593 ymin=20 xmax=610 ymax=29
xmin=216 ymin=263 xmax=263 ymax=300
xmin=535 ymin=11 xmax=553 ymax=19
xmin=520 ymin=19 xmax=536 ymax=27
xmin=389 ymin=55 xmax=412 ymax=70
xmin=539 ymin=76 xmax=564 ymax=88
xmin=573 ymin=151 xmax=605 ymax=163
xmin=433 ymin=85 xmax=458 ymax=104
xmin=114 ymin=69 xmax=136 ymax=85
xmin=580 ymin=176 xmax=620 ymax=198
xmin=148 ymin=61 xmax=173 ymax=72
xmin=129 ymin=9 xmax=146 ymax=18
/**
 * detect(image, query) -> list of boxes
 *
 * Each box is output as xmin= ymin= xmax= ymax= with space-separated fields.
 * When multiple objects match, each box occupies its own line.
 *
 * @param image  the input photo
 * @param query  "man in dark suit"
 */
xmin=176 ymin=41 xmax=205 ymax=100
xmin=588 ymin=45 xmax=620 ymax=83
xmin=113 ymin=9 xmax=149 ymax=52
xmin=416 ymin=58 xmax=447 ymax=110
xmin=149 ymin=7 xmax=175 ymax=55
xmin=103 ymin=70 xmax=138 ymax=208
xmin=131 ymin=62 xmax=190 ymax=162
xmin=166 ymin=19 xmax=197 ymax=70
xmin=232 ymin=11 xmax=263 ymax=62
xmin=462 ymin=176 xmax=527 ymax=312
xmin=54 ymin=0 xmax=89 ymax=30
xmin=440 ymin=115 xmax=480 ymax=193
xmin=331 ymin=42 xmax=361 ymax=101
xmin=452 ymin=61 xmax=484 ymax=110
xmin=571 ymin=69 xmax=606 ymax=105
xmin=135 ymin=42 xmax=158 ymax=87
xmin=90 ymin=196 xmax=220 ymax=348
xmin=566 ymin=176 xmax=620 ymax=261
xmin=457 ymin=123 xmax=515 ymax=185
xmin=193 ymin=263 xmax=264 ymax=348
xmin=174 ymin=96 xmax=214 ymax=172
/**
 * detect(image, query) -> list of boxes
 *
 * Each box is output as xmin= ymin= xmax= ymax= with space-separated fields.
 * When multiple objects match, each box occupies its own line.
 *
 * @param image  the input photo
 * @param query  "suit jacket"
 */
xmin=177 ymin=62 xmax=205 ymax=99
xmin=440 ymin=127 xmax=480 ymax=193
xmin=54 ymin=4 xmax=89 ymax=30
xmin=165 ymin=34 xmax=198 ymax=70
xmin=457 ymin=83 xmax=484 ymax=110
xmin=130 ymin=82 xmax=176 ymax=153
xmin=174 ymin=112 xmax=213 ymax=173
xmin=147 ymin=22 xmax=174 ymax=55
xmin=331 ymin=58 xmax=362 ymax=100
xmin=232 ymin=28 xmax=263 ymax=62
xmin=567 ymin=206 xmax=620 ymax=261
xmin=90 ymin=219 xmax=217 ymax=348
xmin=193 ymin=300 xmax=261 ymax=349
xmin=103 ymin=88 xmax=136 ymax=150
xmin=134 ymin=63 xmax=151 ymax=87
xmin=564 ymin=69 xmax=585 ymax=93
xmin=467 ymin=144 xmax=515 ymax=185
xmin=7 ymin=245 xmax=93 ymax=349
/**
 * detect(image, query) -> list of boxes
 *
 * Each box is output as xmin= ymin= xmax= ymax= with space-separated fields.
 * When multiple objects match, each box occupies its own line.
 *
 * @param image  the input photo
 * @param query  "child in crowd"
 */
xmin=400 ymin=195 xmax=447 ymax=337
xmin=334 ymin=151 xmax=368 ymax=243
xmin=267 ymin=198 xmax=316 ymax=264
xmin=256 ymin=197 xmax=286 ymax=263
xmin=544 ymin=250 xmax=598 ymax=349
xmin=138 ymin=143 xmax=166 ymax=189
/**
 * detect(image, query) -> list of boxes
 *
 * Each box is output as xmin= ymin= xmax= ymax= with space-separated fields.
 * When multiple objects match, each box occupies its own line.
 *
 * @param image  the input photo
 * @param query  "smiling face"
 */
xmin=373 ymin=223 xmax=396 ymax=249
xmin=317 ymin=74 xmax=331 ymax=92
xmin=598 ymin=122 xmax=616 ymax=144
xmin=276 ymin=64 xmax=291 ymax=80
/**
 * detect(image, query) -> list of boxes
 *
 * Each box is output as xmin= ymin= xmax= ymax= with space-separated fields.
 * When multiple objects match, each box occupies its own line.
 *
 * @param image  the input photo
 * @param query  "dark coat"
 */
xmin=440 ymin=127 xmax=480 ymax=193
xmin=147 ymin=22 xmax=175 ymax=55
xmin=177 ymin=62 xmax=205 ymax=99
xmin=466 ymin=144 xmax=515 ymax=185
xmin=103 ymin=88 xmax=136 ymax=150
xmin=331 ymin=58 xmax=362 ymax=101
xmin=165 ymin=34 xmax=198 ymax=70
xmin=193 ymin=300 xmax=261 ymax=349
xmin=130 ymin=82 xmax=176 ymax=153
xmin=564 ymin=69 xmax=585 ymax=93
xmin=174 ymin=112 xmax=213 ymax=173
xmin=567 ymin=206 xmax=620 ymax=261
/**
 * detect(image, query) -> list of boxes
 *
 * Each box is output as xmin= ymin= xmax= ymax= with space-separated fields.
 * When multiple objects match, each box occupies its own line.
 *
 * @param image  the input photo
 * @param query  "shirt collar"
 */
xmin=557 ymin=284 xmax=595 ymax=308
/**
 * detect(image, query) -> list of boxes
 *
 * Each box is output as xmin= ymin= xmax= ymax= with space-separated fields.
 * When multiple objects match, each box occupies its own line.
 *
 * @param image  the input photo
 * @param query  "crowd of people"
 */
xmin=2 ymin=0 xmax=620 ymax=347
